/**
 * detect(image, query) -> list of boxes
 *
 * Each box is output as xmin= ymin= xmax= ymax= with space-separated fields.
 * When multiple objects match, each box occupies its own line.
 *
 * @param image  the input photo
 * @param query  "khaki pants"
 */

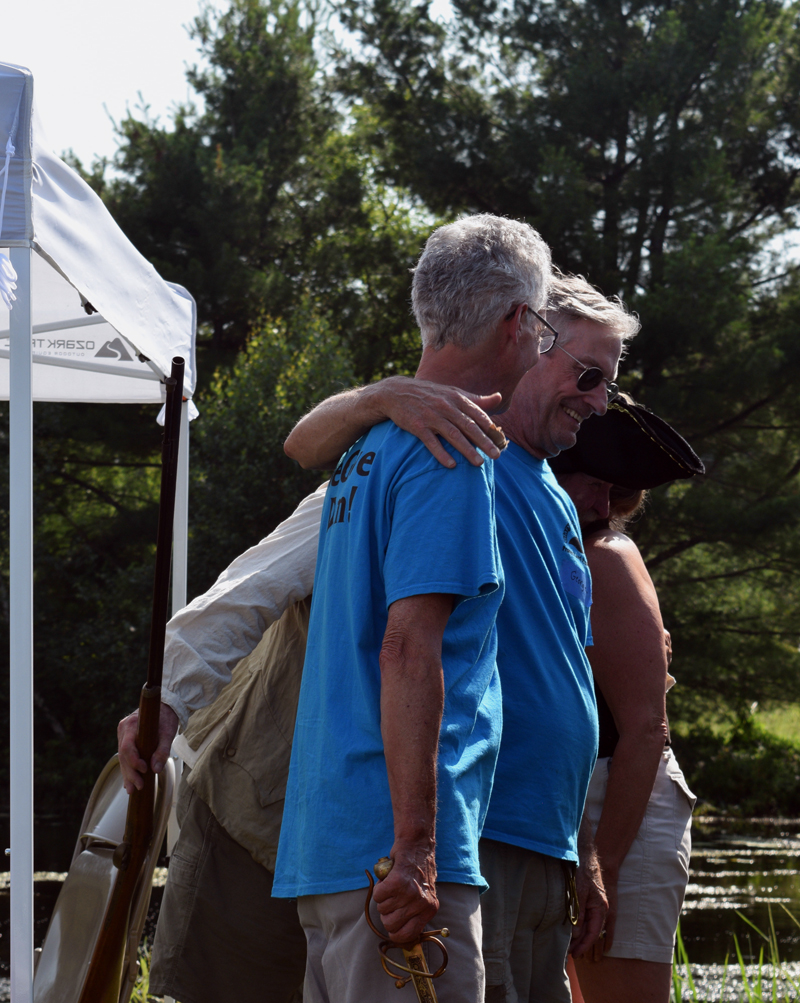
xmin=480 ymin=839 xmax=572 ymax=1003
xmin=150 ymin=779 xmax=307 ymax=1003
xmin=298 ymin=882 xmax=484 ymax=1003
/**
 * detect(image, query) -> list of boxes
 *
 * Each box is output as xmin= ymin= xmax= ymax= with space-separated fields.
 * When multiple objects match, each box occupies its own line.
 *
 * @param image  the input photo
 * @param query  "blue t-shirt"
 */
xmin=481 ymin=443 xmax=598 ymax=862
xmin=273 ymin=421 xmax=504 ymax=897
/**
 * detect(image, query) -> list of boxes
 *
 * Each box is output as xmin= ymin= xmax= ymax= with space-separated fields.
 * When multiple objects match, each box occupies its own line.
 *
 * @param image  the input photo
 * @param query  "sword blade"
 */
xmin=402 ymin=942 xmax=439 ymax=1003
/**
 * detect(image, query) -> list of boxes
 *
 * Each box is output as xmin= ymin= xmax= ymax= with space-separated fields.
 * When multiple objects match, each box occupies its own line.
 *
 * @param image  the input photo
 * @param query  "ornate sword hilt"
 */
xmin=364 ymin=857 xmax=449 ymax=995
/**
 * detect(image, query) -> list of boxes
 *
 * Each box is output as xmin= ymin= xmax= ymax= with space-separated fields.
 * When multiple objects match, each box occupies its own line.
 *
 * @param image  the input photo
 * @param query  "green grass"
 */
xmin=672 ymin=909 xmax=800 ymax=1002
xmin=672 ymin=703 xmax=800 ymax=746
xmin=131 ymin=943 xmax=157 ymax=1003
xmin=670 ymin=705 xmax=800 ymax=816
xmin=755 ymin=705 xmax=800 ymax=747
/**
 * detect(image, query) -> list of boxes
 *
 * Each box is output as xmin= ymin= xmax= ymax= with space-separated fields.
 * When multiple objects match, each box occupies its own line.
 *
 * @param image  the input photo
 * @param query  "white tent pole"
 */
xmin=9 ymin=244 xmax=34 ymax=1002
xmin=0 ymin=312 xmax=110 ymax=336
xmin=172 ymin=400 xmax=190 ymax=616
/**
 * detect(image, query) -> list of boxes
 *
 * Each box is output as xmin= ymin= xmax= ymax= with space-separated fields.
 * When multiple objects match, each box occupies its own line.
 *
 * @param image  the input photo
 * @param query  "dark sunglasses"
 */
xmin=555 ymin=342 xmax=619 ymax=400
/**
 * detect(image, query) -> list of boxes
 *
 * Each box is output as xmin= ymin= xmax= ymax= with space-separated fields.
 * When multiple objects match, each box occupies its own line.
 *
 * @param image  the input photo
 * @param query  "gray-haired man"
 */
xmin=120 ymin=213 xmax=553 ymax=1003
xmin=273 ymin=214 xmax=551 ymax=1003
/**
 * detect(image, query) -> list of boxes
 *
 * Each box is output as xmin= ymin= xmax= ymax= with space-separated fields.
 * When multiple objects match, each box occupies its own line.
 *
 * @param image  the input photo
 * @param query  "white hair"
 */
xmin=547 ymin=271 xmax=641 ymax=348
xmin=412 ymin=214 xmax=552 ymax=350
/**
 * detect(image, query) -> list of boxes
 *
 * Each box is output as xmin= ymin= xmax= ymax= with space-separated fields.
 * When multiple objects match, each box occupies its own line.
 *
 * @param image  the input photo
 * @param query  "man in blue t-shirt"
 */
xmin=287 ymin=272 xmax=640 ymax=1003
xmin=473 ymin=272 xmax=635 ymax=1000
xmin=277 ymin=214 xmax=553 ymax=1002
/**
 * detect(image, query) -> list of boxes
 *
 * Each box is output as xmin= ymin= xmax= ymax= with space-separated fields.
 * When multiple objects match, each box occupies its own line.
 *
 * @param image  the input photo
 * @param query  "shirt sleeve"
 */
xmin=383 ymin=452 xmax=500 ymax=609
xmin=162 ymin=482 xmax=326 ymax=727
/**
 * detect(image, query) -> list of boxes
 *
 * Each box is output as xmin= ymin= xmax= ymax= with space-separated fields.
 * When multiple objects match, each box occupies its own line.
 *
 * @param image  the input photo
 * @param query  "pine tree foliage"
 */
xmin=6 ymin=0 xmax=433 ymax=811
xmin=331 ymin=0 xmax=800 ymax=718
xmin=98 ymin=0 xmax=430 ymax=379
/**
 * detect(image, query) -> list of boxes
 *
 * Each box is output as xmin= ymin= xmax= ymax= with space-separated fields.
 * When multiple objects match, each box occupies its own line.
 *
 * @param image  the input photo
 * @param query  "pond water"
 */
xmin=681 ymin=817 xmax=800 ymax=966
xmin=3 ymin=812 xmax=800 ymax=988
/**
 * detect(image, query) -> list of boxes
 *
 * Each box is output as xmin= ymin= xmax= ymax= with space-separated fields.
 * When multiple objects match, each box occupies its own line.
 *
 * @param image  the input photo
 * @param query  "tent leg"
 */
xmin=166 ymin=403 xmax=189 ymax=854
xmin=172 ymin=400 xmax=189 ymax=616
xmin=9 ymin=245 xmax=34 ymax=1002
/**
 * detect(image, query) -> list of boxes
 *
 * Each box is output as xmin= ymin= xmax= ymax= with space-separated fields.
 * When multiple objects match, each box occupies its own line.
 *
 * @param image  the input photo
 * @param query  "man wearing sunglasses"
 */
xmin=475 ymin=274 xmax=635 ymax=1003
xmin=283 ymin=271 xmax=639 ymax=1002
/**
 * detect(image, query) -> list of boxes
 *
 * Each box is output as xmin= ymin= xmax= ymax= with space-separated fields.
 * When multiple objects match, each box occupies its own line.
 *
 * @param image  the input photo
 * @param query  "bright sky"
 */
xmin=3 ymin=0 xmax=456 ymax=168
xmin=3 ymin=0 xmax=206 ymax=165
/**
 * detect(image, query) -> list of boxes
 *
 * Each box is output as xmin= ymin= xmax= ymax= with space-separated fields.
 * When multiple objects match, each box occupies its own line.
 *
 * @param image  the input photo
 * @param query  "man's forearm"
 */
xmin=571 ymin=813 xmax=608 ymax=956
xmin=380 ymin=643 xmax=443 ymax=851
xmin=577 ymin=812 xmax=603 ymax=898
xmin=284 ymin=376 xmax=506 ymax=471
xmin=372 ymin=592 xmax=452 ymax=942
xmin=284 ymin=383 xmax=387 ymax=469
xmin=578 ymin=811 xmax=597 ymax=861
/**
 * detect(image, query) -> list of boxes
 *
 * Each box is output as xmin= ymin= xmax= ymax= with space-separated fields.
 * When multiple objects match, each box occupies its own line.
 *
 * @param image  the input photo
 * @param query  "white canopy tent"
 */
xmin=0 ymin=62 xmax=197 ymax=1001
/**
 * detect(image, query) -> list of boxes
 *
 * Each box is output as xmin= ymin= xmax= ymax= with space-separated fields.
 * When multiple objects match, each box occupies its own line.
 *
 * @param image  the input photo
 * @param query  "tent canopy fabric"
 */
xmin=0 ymin=61 xmax=197 ymax=403
xmin=0 ymin=249 xmax=196 ymax=403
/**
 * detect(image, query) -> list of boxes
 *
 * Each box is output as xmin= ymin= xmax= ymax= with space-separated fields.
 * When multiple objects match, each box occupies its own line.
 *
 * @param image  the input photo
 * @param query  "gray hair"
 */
xmin=547 ymin=272 xmax=641 ymax=348
xmin=412 ymin=214 xmax=552 ymax=350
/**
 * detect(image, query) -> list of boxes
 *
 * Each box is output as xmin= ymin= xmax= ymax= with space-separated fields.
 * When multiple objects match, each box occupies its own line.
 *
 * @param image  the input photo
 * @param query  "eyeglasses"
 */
xmin=555 ymin=342 xmax=619 ymax=400
xmin=505 ymin=306 xmax=559 ymax=353
xmin=528 ymin=309 xmax=559 ymax=354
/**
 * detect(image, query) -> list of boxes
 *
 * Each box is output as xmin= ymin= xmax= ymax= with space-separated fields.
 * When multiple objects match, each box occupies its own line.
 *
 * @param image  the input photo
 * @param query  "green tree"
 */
xmin=12 ymin=302 xmax=358 ymax=815
xmin=334 ymin=0 xmax=800 ymax=292
xmin=95 ymin=0 xmax=430 ymax=380
xmin=331 ymin=0 xmax=800 ymax=721
xmin=105 ymin=0 xmax=339 ymax=356
xmin=27 ymin=402 xmax=164 ymax=811
xmin=641 ymin=273 xmax=800 ymax=722
xmin=187 ymin=299 xmax=356 ymax=594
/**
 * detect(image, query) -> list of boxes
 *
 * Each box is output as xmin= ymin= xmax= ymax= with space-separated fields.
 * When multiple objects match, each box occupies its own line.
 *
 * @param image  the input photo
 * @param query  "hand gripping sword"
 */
xmin=364 ymin=857 xmax=450 ymax=1003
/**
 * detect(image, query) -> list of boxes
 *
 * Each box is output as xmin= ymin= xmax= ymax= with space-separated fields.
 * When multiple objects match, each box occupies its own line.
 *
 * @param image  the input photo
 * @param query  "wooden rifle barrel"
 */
xmin=77 ymin=357 xmax=185 ymax=1003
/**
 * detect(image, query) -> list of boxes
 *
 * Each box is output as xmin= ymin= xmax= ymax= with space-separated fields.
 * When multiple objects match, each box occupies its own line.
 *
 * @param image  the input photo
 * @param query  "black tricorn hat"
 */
xmin=548 ymin=398 xmax=705 ymax=490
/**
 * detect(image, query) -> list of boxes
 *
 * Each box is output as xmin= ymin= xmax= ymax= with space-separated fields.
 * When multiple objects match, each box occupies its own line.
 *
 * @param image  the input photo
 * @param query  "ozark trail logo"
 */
xmin=95 ymin=338 xmax=133 ymax=361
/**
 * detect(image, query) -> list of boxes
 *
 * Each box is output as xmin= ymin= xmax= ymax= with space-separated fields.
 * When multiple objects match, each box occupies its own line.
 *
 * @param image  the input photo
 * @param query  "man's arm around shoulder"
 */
xmin=284 ymin=377 xmax=504 ymax=471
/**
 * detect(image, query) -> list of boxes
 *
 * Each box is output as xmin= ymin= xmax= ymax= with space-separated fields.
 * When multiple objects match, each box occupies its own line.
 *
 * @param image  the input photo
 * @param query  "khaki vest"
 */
xmin=183 ymin=597 xmax=310 ymax=872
